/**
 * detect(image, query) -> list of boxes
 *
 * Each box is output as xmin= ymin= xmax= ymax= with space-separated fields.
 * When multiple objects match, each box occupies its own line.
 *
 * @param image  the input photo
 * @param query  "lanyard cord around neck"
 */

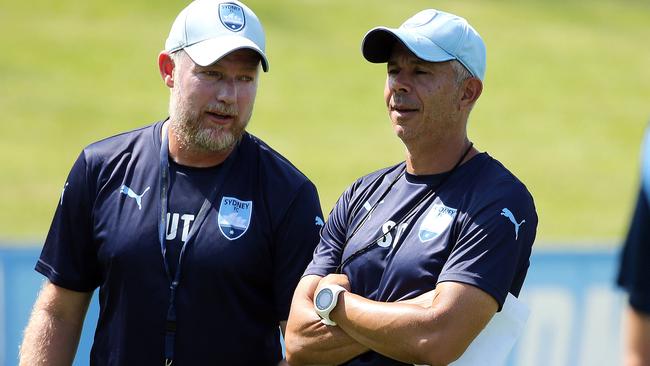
xmin=158 ymin=122 xmax=238 ymax=365
xmin=335 ymin=142 xmax=474 ymax=274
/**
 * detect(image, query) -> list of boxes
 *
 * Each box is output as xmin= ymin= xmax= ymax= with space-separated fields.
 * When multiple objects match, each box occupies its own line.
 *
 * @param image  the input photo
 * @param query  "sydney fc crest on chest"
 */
xmin=218 ymin=196 xmax=252 ymax=240
xmin=219 ymin=3 xmax=246 ymax=32
xmin=419 ymin=203 xmax=457 ymax=242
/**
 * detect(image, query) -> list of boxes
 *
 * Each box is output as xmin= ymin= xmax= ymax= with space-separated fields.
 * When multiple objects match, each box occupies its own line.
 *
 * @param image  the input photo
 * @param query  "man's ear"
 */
xmin=459 ymin=78 xmax=483 ymax=109
xmin=158 ymin=51 xmax=176 ymax=88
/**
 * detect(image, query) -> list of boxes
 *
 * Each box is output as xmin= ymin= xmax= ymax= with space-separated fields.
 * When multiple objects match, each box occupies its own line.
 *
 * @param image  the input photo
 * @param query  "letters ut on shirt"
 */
xmin=166 ymin=213 xmax=195 ymax=242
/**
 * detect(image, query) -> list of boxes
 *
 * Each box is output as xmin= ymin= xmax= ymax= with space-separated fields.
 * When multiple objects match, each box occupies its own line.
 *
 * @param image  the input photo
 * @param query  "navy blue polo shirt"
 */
xmin=618 ymin=126 xmax=650 ymax=314
xmin=305 ymin=153 xmax=537 ymax=366
xmin=37 ymin=121 xmax=323 ymax=365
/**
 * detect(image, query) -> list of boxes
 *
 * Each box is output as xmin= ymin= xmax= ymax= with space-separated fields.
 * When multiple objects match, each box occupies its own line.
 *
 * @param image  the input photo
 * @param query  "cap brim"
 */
xmin=362 ymin=27 xmax=454 ymax=64
xmin=184 ymin=35 xmax=269 ymax=72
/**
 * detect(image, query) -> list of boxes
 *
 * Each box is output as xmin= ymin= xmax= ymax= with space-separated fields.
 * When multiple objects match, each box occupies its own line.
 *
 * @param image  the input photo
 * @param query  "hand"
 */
xmin=314 ymin=273 xmax=351 ymax=299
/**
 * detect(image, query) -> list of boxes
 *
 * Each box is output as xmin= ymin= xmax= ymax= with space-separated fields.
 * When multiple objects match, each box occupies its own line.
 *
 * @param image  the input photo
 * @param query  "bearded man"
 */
xmin=19 ymin=1 xmax=322 ymax=365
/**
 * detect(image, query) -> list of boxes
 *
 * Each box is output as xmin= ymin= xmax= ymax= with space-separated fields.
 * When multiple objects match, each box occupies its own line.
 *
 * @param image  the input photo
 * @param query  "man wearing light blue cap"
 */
xmin=286 ymin=9 xmax=537 ymax=366
xmin=20 ymin=1 xmax=322 ymax=365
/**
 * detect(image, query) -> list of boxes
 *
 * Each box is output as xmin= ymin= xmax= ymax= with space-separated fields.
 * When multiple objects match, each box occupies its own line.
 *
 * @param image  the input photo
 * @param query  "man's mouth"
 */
xmin=390 ymin=105 xmax=419 ymax=113
xmin=206 ymin=111 xmax=236 ymax=123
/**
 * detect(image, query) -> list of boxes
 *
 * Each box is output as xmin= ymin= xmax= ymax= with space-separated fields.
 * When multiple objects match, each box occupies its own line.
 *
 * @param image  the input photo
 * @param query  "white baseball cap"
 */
xmin=362 ymin=9 xmax=485 ymax=80
xmin=165 ymin=0 xmax=269 ymax=72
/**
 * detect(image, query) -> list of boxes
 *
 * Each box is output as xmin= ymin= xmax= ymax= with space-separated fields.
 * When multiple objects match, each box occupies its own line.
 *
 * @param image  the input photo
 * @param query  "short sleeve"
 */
xmin=438 ymin=181 xmax=537 ymax=309
xmin=36 ymin=150 xmax=100 ymax=292
xmin=271 ymin=181 xmax=323 ymax=320
xmin=618 ymin=186 xmax=650 ymax=314
xmin=618 ymin=126 xmax=650 ymax=314
xmin=302 ymin=185 xmax=355 ymax=278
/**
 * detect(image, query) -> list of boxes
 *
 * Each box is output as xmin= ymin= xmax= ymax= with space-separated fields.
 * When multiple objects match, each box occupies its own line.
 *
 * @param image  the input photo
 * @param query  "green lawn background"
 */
xmin=1 ymin=0 xmax=649 ymax=246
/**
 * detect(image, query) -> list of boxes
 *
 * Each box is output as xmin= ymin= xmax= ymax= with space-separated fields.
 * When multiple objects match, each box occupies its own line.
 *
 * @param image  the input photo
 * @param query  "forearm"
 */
xmin=285 ymin=275 xmax=368 ymax=365
xmin=329 ymin=282 xmax=496 ymax=366
xmin=625 ymin=305 xmax=650 ymax=366
xmin=19 ymin=307 xmax=85 ymax=365
xmin=331 ymin=293 xmax=442 ymax=365
xmin=285 ymin=296 xmax=368 ymax=365
xmin=19 ymin=282 xmax=91 ymax=366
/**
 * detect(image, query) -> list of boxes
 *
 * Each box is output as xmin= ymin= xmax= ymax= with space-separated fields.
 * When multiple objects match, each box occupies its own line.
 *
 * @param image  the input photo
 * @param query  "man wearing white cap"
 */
xmin=286 ymin=9 xmax=537 ymax=366
xmin=20 ymin=1 xmax=322 ymax=365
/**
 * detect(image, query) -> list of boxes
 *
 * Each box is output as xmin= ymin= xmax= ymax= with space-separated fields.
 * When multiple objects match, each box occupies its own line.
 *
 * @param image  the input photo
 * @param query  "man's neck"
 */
xmin=164 ymin=122 xmax=234 ymax=168
xmin=405 ymin=135 xmax=477 ymax=175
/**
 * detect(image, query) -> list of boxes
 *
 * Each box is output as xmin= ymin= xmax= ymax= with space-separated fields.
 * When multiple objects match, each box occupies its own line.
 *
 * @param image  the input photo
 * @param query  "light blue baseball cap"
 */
xmin=362 ymin=9 xmax=485 ymax=80
xmin=165 ymin=0 xmax=269 ymax=71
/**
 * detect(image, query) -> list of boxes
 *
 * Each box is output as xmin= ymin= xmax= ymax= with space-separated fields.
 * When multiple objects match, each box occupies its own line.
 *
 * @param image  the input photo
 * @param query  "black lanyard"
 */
xmin=335 ymin=143 xmax=473 ymax=274
xmin=158 ymin=123 xmax=238 ymax=365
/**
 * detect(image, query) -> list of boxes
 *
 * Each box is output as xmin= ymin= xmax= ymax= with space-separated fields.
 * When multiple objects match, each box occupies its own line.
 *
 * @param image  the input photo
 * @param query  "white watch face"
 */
xmin=315 ymin=288 xmax=334 ymax=310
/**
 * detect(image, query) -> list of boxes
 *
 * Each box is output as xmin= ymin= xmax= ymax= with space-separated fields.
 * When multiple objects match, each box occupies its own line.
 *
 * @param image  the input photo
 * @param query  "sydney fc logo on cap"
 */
xmin=419 ymin=203 xmax=457 ymax=242
xmin=218 ymin=196 xmax=252 ymax=240
xmin=219 ymin=3 xmax=246 ymax=32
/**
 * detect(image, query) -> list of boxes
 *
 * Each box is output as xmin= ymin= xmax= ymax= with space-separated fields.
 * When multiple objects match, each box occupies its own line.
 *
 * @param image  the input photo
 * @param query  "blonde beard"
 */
xmin=168 ymin=88 xmax=247 ymax=153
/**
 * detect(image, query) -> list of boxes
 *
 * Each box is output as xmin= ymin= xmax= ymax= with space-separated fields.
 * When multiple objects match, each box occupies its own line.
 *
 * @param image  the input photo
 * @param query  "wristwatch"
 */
xmin=314 ymin=284 xmax=347 ymax=326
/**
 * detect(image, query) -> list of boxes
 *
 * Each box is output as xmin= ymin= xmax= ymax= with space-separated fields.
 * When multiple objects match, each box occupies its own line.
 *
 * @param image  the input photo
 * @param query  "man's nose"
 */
xmin=216 ymin=78 xmax=237 ymax=104
xmin=388 ymin=72 xmax=410 ymax=93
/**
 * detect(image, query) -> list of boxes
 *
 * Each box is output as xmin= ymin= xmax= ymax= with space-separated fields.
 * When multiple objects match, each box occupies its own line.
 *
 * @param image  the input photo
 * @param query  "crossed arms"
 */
xmin=285 ymin=274 xmax=498 ymax=366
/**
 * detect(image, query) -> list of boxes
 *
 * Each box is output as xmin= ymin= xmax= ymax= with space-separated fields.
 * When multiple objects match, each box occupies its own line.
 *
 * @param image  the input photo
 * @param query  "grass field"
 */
xmin=1 ymin=0 xmax=649 ymax=245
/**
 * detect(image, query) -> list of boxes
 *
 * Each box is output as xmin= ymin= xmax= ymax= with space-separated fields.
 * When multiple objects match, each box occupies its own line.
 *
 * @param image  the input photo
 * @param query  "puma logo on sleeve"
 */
xmin=500 ymin=208 xmax=526 ymax=240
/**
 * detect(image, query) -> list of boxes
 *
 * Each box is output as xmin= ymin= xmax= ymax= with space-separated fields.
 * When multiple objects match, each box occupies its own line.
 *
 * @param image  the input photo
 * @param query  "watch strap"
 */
xmin=314 ymin=284 xmax=347 ymax=326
